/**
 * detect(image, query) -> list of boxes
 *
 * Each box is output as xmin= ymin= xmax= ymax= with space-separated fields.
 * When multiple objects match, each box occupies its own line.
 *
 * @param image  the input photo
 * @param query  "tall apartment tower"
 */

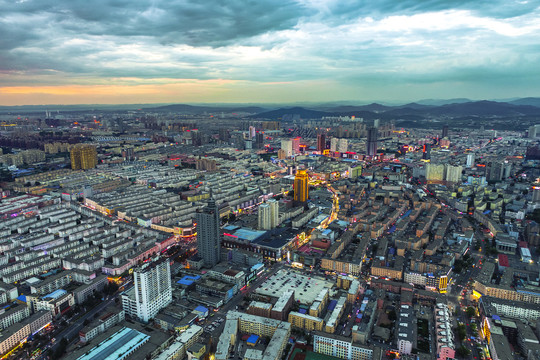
xmin=366 ymin=127 xmax=378 ymax=156
xmin=466 ymin=153 xmax=475 ymax=168
xmin=330 ymin=138 xmax=339 ymax=152
xmin=422 ymin=144 xmax=431 ymax=160
xmin=292 ymin=137 xmax=301 ymax=154
xmin=196 ymin=197 xmax=221 ymax=267
xmin=258 ymin=199 xmax=279 ymax=230
xmin=294 ymin=170 xmax=309 ymax=204
xmin=338 ymin=138 xmax=348 ymax=153
xmin=70 ymin=144 xmax=98 ymax=170
xmin=317 ymin=133 xmax=326 ymax=153
xmin=121 ymin=258 xmax=172 ymax=322
xmin=442 ymin=125 xmax=449 ymax=138
xmin=281 ymin=139 xmax=293 ymax=157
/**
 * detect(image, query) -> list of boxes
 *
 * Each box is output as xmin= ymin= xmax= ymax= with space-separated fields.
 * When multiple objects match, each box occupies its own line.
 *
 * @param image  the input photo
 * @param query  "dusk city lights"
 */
xmin=0 ymin=1 xmax=540 ymax=360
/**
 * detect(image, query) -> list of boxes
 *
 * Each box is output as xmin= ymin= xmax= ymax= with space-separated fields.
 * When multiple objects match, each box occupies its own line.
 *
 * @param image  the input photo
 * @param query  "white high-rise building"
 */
xmin=330 ymin=138 xmax=339 ymax=152
xmin=248 ymin=126 xmax=256 ymax=139
xmin=337 ymin=139 xmax=348 ymax=153
xmin=258 ymin=199 xmax=279 ymax=230
xmin=121 ymin=258 xmax=172 ymax=322
xmin=466 ymin=153 xmax=475 ymax=168
xmin=445 ymin=164 xmax=463 ymax=183
xmin=281 ymin=139 xmax=293 ymax=157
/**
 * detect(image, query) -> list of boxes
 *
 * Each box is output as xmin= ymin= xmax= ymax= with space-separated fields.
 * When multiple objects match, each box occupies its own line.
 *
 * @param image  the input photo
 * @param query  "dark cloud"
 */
xmin=1 ymin=0 xmax=309 ymax=47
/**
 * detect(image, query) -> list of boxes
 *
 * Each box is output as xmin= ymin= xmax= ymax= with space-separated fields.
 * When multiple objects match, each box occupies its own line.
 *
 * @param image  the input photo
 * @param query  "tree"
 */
xmin=456 ymin=346 xmax=471 ymax=357
xmin=388 ymin=310 xmax=397 ymax=322
xmin=466 ymin=307 xmax=476 ymax=318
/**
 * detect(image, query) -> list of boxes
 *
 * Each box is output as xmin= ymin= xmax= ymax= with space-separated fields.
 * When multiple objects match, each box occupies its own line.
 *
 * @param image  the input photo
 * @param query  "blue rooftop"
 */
xmin=44 ymin=289 xmax=67 ymax=300
xmin=77 ymin=327 xmax=149 ymax=360
xmin=194 ymin=305 xmax=208 ymax=313
xmin=247 ymin=335 xmax=259 ymax=345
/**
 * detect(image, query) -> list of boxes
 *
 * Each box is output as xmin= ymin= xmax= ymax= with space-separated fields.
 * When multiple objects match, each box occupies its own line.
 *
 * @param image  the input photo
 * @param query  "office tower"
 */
xmin=244 ymin=139 xmax=253 ymax=150
xmin=466 ymin=153 xmax=475 ymax=168
xmin=487 ymin=161 xmax=504 ymax=181
xmin=121 ymin=258 xmax=172 ymax=322
xmin=281 ymin=139 xmax=293 ymax=157
xmin=248 ymin=126 xmax=256 ymax=139
xmin=292 ymin=137 xmax=301 ymax=154
xmin=422 ymin=144 xmax=431 ymax=160
xmin=442 ymin=125 xmax=449 ymax=138
xmin=196 ymin=197 xmax=221 ymax=267
xmin=529 ymin=125 xmax=538 ymax=139
xmin=373 ymin=119 xmax=380 ymax=128
xmin=366 ymin=127 xmax=378 ymax=156
xmin=70 ymin=144 xmax=98 ymax=170
xmin=294 ymin=170 xmax=309 ymax=204
xmin=532 ymin=186 xmax=540 ymax=203
xmin=256 ymin=131 xmax=264 ymax=149
xmin=330 ymin=138 xmax=339 ymax=152
xmin=317 ymin=133 xmax=326 ymax=153
xmin=338 ymin=139 xmax=348 ymax=153
xmin=258 ymin=199 xmax=279 ymax=230
xmin=444 ymin=164 xmax=463 ymax=183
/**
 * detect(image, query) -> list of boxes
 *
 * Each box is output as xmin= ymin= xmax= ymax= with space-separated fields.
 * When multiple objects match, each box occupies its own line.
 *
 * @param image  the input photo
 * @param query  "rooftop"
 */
xmin=76 ymin=327 xmax=150 ymax=360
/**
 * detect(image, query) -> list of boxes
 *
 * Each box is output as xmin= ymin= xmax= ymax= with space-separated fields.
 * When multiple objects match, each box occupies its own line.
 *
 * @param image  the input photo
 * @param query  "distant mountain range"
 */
xmin=250 ymin=99 xmax=540 ymax=120
xmin=2 ymin=98 xmax=540 ymax=118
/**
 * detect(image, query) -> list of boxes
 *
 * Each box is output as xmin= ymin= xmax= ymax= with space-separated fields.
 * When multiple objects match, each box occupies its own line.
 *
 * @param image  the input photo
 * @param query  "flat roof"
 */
xmin=76 ymin=327 xmax=150 ymax=360
xmin=255 ymin=269 xmax=333 ymax=305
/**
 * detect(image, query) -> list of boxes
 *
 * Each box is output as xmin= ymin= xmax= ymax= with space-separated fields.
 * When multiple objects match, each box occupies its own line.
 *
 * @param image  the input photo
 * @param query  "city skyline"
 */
xmin=1 ymin=0 xmax=540 ymax=105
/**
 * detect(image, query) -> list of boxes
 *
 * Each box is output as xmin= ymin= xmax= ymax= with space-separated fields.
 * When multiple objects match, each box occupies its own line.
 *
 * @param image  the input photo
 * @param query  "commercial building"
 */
xmin=317 ymin=133 xmax=326 ymax=153
xmin=216 ymin=311 xmax=291 ymax=360
xmin=79 ymin=307 xmax=125 ymax=343
xmin=70 ymin=144 xmax=98 ymax=170
xmin=196 ymin=198 xmax=222 ymax=267
xmin=75 ymin=327 xmax=150 ymax=360
xmin=366 ymin=127 xmax=377 ymax=156
xmin=121 ymin=258 xmax=172 ymax=322
xmin=313 ymin=332 xmax=380 ymax=360
xmin=293 ymin=170 xmax=309 ymax=204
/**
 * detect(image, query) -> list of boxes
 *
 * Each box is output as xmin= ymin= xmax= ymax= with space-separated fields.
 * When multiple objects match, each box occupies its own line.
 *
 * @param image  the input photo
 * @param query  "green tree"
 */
xmin=388 ymin=309 xmax=397 ymax=322
xmin=456 ymin=345 xmax=471 ymax=357
xmin=466 ymin=307 xmax=476 ymax=318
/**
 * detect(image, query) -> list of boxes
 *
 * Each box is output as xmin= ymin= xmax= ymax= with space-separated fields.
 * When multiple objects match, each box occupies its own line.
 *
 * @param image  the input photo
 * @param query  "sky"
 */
xmin=1 ymin=0 xmax=540 ymax=106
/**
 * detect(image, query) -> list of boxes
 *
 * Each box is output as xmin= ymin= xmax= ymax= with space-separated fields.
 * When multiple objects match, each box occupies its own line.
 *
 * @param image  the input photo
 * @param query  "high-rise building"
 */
xmin=442 ymin=125 xmax=449 ymax=138
xmin=487 ymin=161 xmax=511 ymax=182
xmin=196 ymin=198 xmax=221 ymax=267
xmin=292 ymin=137 xmax=301 ymax=154
xmin=466 ymin=153 xmax=475 ymax=168
xmin=366 ymin=127 xmax=378 ymax=156
xmin=70 ymin=144 xmax=98 ymax=170
xmin=529 ymin=125 xmax=538 ymax=139
xmin=256 ymin=131 xmax=264 ymax=149
xmin=445 ymin=164 xmax=463 ymax=183
xmin=422 ymin=144 xmax=431 ymax=160
xmin=532 ymin=185 xmax=540 ymax=203
xmin=330 ymin=138 xmax=339 ymax=152
xmin=121 ymin=257 xmax=172 ymax=322
xmin=317 ymin=133 xmax=326 ymax=153
xmin=281 ymin=139 xmax=293 ymax=157
xmin=338 ymin=139 xmax=348 ymax=153
xmin=248 ymin=126 xmax=256 ymax=139
xmin=294 ymin=170 xmax=309 ymax=204
xmin=258 ymin=199 xmax=279 ymax=230
xmin=425 ymin=163 xmax=445 ymax=181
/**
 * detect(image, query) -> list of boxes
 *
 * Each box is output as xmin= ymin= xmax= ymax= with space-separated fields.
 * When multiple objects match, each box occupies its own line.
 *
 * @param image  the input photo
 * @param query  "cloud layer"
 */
xmin=1 ymin=0 xmax=539 ymax=104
